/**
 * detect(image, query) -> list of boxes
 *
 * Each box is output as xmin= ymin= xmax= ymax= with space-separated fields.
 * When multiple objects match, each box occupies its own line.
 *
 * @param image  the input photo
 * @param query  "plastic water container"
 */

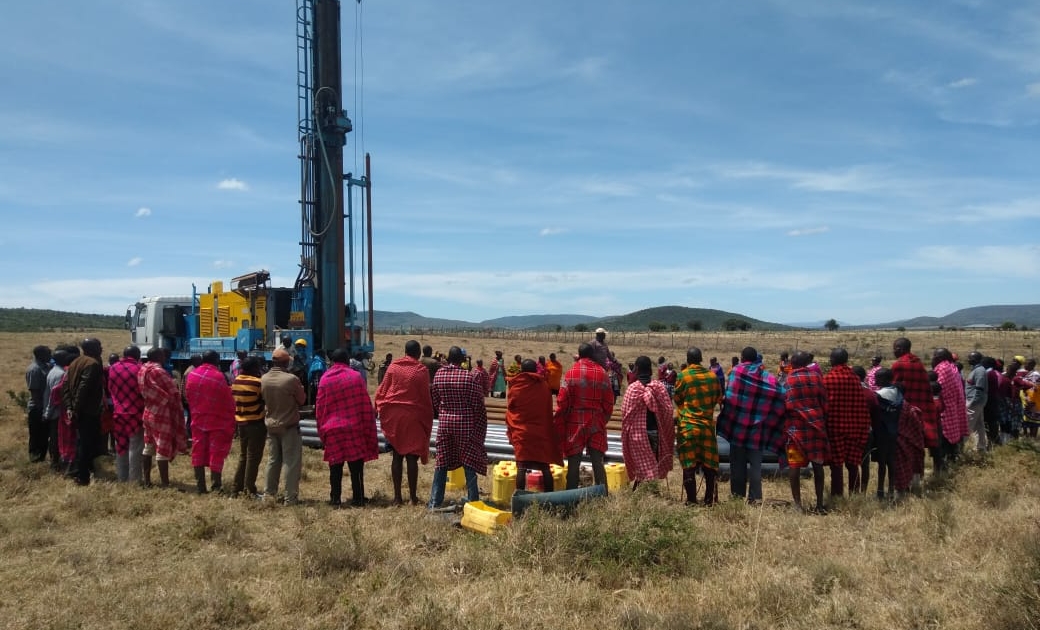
xmin=460 ymin=500 xmax=512 ymax=535
xmin=525 ymin=470 xmax=544 ymax=492
xmin=550 ymin=464 xmax=566 ymax=491
xmin=605 ymin=463 xmax=629 ymax=492
xmin=491 ymin=467 xmax=516 ymax=506
xmin=445 ymin=467 xmax=466 ymax=491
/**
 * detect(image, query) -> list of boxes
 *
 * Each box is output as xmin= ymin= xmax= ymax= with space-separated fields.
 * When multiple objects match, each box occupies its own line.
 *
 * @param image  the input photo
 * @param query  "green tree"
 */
xmin=573 ymin=323 xmax=589 ymax=332
xmin=723 ymin=318 xmax=740 ymax=331
xmin=1000 ymin=321 xmax=1017 ymax=331
xmin=648 ymin=322 xmax=668 ymax=332
xmin=687 ymin=319 xmax=703 ymax=331
xmin=554 ymin=324 xmax=562 ymax=332
xmin=824 ymin=318 xmax=839 ymax=332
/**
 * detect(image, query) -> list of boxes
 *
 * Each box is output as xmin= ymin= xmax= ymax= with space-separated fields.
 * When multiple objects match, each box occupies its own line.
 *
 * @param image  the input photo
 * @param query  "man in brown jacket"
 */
xmin=261 ymin=348 xmax=307 ymax=505
xmin=63 ymin=338 xmax=106 ymax=486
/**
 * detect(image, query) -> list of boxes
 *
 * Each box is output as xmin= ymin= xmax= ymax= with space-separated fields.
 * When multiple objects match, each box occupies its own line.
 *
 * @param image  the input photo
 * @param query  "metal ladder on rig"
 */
xmin=295 ymin=0 xmax=319 ymax=294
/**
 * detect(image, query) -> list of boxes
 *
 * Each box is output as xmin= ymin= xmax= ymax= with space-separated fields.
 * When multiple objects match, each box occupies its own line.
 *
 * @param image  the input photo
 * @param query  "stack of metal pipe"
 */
xmin=299 ymin=417 xmax=625 ymax=463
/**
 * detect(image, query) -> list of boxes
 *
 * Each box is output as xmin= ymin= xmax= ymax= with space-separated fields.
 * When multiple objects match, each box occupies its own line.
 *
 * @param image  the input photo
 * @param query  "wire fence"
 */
xmin=375 ymin=327 xmax=1039 ymax=364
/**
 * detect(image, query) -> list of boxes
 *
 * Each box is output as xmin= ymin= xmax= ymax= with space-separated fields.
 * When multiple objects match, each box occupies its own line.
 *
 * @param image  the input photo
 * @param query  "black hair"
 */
xmin=330 ymin=347 xmax=351 ymax=364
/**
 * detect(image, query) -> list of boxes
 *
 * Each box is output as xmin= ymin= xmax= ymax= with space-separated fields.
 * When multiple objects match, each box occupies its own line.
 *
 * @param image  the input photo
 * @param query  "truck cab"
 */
xmin=127 ymin=296 xmax=195 ymax=360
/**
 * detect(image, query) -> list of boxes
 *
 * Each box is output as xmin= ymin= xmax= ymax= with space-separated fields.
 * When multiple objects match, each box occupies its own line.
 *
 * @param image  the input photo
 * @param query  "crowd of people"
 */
xmin=22 ymin=331 xmax=1040 ymax=514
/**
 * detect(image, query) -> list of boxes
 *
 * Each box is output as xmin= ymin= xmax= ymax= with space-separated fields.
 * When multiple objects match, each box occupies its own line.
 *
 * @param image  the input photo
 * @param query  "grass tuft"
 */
xmin=405 ymin=595 xmax=462 ymax=630
xmin=922 ymin=496 xmax=957 ymax=542
xmin=505 ymin=493 xmax=709 ymax=588
xmin=754 ymin=578 xmax=811 ymax=625
xmin=300 ymin=516 xmax=382 ymax=577
xmin=809 ymin=558 xmax=856 ymax=595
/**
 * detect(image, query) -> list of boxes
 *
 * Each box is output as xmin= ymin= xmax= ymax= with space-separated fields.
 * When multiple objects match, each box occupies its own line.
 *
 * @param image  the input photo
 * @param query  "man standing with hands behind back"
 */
xmin=262 ymin=347 xmax=307 ymax=505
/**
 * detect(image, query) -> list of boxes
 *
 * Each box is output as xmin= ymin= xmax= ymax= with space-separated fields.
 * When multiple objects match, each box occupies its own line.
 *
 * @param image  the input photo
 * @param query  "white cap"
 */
xmin=595 ymin=327 xmax=607 ymax=334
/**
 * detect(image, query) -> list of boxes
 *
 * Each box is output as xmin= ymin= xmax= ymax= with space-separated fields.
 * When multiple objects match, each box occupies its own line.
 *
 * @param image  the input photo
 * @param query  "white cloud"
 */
xmin=561 ymin=56 xmax=608 ymax=81
xmin=902 ymin=245 xmax=1040 ymax=277
xmin=714 ymin=162 xmax=887 ymax=193
xmin=952 ymin=197 xmax=1040 ymax=222
xmin=1028 ymin=82 xmax=1040 ymax=97
xmin=566 ymin=177 xmax=637 ymax=197
xmin=539 ymin=227 xmax=565 ymax=236
xmin=787 ymin=226 xmax=830 ymax=237
xmin=127 ymin=257 xmax=142 ymax=267
xmin=0 ymin=276 xmax=201 ymax=314
xmin=213 ymin=259 xmax=235 ymax=269
xmin=947 ymin=77 xmax=977 ymax=88
xmin=374 ymin=265 xmax=833 ymax=315
xmin=135 ymin=207 xmax=151 ymax=217
xmin=217 ymin=178 xmax=249 ymax=191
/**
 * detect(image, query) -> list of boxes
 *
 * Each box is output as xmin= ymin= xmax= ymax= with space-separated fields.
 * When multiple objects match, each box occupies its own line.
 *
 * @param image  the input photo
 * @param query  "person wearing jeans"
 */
xmin=716 ymin=346 xmax=786 ymax=504
xmin=427 ymin=347 xmax=488 ymax=508
xmin=728 ymin=445 xmax=764 ymax=503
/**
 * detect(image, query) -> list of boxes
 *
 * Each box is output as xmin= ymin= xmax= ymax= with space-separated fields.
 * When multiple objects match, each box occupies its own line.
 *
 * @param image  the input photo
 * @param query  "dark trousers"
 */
xmin=47 ymin=414 xmax=61 ymax=468
xmin=232 ymin=421 xmax=267 ymax=494
xmin=566 ymin=449 xmax=606 ymax=491
xmin=27 ymin=408 xmax=48 ymax=462
xmin=729 ymin=446 xmax=763 ymax=502
xmin=74 ymin=412 xmax=102 ymax=485
xmin=330 ymin=460 xmax=366 ymax=505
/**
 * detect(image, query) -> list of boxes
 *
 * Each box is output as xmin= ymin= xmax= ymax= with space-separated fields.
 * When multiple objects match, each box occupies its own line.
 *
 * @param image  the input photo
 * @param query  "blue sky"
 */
xmin=2 ymin=1 xmax=1038 ymax=325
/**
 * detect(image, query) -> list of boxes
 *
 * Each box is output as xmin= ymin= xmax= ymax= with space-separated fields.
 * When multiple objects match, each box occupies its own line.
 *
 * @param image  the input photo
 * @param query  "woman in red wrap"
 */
xmin=505 ymin=359 xmax=561 ymax=491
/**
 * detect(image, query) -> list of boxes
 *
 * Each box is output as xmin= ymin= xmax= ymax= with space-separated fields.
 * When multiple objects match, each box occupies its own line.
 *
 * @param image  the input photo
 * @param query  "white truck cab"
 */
xmin=126 ymin=296 xmax=195 ymax=359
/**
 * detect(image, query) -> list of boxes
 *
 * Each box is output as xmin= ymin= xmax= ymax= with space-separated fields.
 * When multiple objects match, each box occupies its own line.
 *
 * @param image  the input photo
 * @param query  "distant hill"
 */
xmin=481 ymin=314 xmax=598 ymax=329
xmin=0 ymin=308 xmax=125 ymax=332
xmin=365 ymin=311 xmax=474 ymax=330
xmin=368 ymin=307 xmax=786 ymax=332
xmin=879 ymin=304 xmax=1040 ymax=329
xmin=591 ymin=306 xmax=793 ymax=332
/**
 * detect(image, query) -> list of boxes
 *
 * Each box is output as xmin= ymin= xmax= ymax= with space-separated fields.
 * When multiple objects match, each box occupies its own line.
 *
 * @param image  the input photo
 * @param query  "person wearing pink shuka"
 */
xmin=108 ymin=345 xmax=145 ymax=483
xmin=316 ymin=348 xmax=379 ymax=507
xmin=185 ymin=350 xmax=236 ymax=493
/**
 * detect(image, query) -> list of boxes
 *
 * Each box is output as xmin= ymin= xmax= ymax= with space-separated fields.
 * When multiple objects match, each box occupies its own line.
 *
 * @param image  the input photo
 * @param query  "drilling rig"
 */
xmin=126 ymin=0 xmax=374 ymax=374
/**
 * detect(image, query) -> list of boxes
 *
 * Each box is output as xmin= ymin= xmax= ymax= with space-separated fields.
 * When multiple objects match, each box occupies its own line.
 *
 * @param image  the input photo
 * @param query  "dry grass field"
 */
xmin=1 ymin=329 xmax=1039 ymax=630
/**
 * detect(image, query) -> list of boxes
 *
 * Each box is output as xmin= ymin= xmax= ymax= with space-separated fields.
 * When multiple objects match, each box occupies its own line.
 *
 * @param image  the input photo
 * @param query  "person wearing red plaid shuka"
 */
xmin=929 ymin=347 xmax=966 ymax=465
xmin=784 ymin=351 xmax=831 ymax=512
xmin=822 ymin=348 xmax=871 ymax=496
xmin=427 ymin=347 xmax=488 ymax=508
xmin=555 ymin=343 xmax=615 ymax=492
xmin=108 ymin=345 xmax=145 ymax=483
xmin=139 ymin=347 xmax=187 ymax=488
xmin=185 ymin=350 xmax=237 ymax=494
xmin=315 ymin=348 xmax=378 ymax=507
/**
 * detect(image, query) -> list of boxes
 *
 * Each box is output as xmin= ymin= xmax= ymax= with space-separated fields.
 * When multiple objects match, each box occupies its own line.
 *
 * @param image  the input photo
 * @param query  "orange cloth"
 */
xmin=375 ymin=356 xmax=434 ymax=463
xmin=545 ymin=359 xmax=564 ymax=391
xmin=505 ymin=372 xmax=562 ymax=465
xmin=786 ymin=443 xmax=808 ymax=469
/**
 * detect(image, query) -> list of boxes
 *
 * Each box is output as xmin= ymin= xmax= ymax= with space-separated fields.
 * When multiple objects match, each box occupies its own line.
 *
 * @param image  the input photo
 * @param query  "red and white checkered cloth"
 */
xmin=316 ymin=363 xmax=378 ymax=464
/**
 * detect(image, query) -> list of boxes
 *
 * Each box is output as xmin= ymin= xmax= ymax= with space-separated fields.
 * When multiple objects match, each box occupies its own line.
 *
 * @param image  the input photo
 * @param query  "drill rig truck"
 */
xmin=126 ymin=0 xmax=374 ymax=374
